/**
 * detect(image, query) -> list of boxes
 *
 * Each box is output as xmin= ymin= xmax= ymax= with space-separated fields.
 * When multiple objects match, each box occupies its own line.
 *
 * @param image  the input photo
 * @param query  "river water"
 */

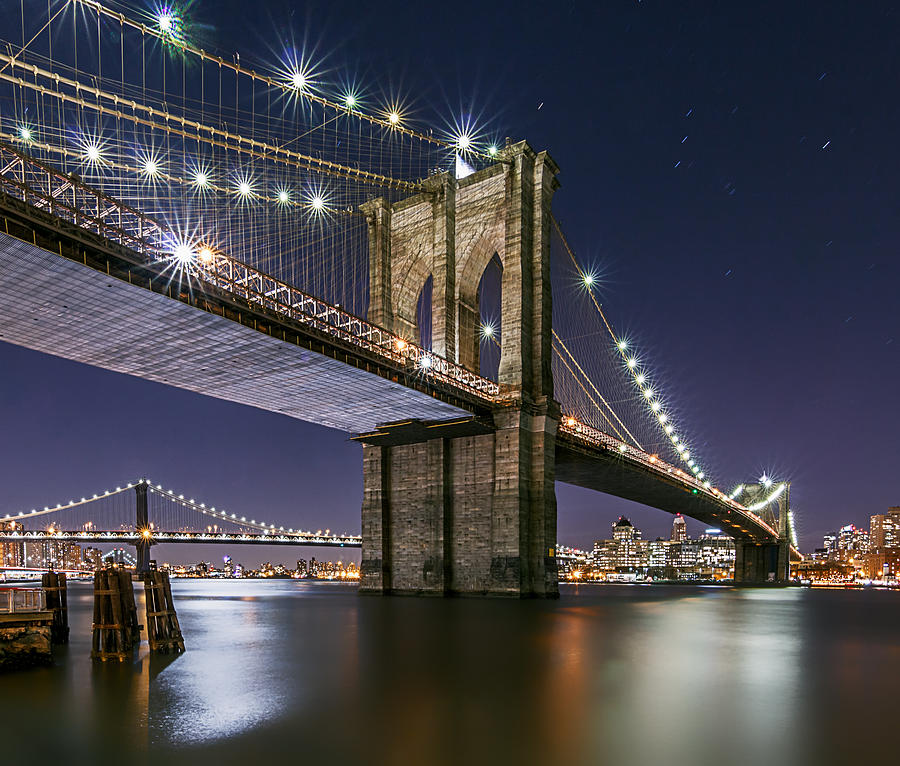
xmin=0 ymin=581 xmax=897 ymax=766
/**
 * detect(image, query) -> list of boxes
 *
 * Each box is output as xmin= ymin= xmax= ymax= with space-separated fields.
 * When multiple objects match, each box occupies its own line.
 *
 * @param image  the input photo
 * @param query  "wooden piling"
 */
xmin=143 ymin=570 xmax=184 ymax=654
xmin=41 ymin=570 xmax=69 ymax=643
xmin=91 ymin=568 xmax=140 ymax=662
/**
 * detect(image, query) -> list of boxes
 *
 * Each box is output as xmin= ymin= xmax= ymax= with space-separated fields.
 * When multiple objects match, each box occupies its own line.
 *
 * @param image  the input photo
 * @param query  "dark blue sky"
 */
xmin=1 ymin=0 xmax=898 ymax=564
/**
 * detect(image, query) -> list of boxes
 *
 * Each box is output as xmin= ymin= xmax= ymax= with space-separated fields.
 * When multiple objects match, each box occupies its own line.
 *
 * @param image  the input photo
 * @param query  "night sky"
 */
xmin=1 ymin=0 xmax=898 ymax=565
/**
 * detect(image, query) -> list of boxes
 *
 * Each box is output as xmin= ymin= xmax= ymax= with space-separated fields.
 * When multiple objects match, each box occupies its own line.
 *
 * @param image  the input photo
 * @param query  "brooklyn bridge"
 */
xmin=0 ymin=0 xmax=800 ymax=596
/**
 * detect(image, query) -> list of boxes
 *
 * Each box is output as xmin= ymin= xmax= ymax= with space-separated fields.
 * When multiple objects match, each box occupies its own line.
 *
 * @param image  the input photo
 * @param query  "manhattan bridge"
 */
xmin=0 ymin=1 xmax=800 ymax=595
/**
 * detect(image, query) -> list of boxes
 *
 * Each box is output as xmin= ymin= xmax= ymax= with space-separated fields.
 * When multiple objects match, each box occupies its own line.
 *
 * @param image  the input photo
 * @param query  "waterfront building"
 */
xmin=864 ymin=507 xmax=900 ymax=578
xmin=611 ymin=517 xmax=649 ymax=570
xmin=836 ymin=524 xmax=869 ymax=561
xmin=648 ymin=538 xmax=670 ymax=577
xmin=83 ymin=547 xmax=102 ymax=570
xmin=869 ymin=508 xmax=900 ymax=549
xmin=696 ymin=529 xmax=736 ymax=579
xmin=23 ymin=539 xmax=84 ymax=570
xmin=0 ymin=520 xmax=24 ymax=567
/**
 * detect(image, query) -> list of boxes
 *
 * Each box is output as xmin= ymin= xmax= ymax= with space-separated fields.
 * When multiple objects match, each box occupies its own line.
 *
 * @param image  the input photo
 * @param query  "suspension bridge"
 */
xmin=0 ymin=1 xmax=799 ymax=595
xmin=0 ymin=477 xmax=362 ymax=572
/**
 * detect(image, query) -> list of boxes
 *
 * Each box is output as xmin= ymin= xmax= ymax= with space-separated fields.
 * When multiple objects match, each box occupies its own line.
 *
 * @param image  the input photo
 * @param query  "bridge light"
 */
xmin=277 ymin=189 xmax=290 ymax=204
xmin=618 ymin=444 xmax=627 ymax=452
xmin=649 ymin=455 xmax=657 ymax=463
xmin=635 ymin=374 xmax=645 ymax=385
xmin=290 ymin=70 xmax=309 ymax=90
xmin=85 ymin=144 xmax=101 ymax=162
xmin=344 ymin=93 xmax=357 ymax=109
xmin=311 ymin=195 xmax=325 ymax=211
xmin=157 ymin=12 xmax=174 ymax=33
xmin=658 ymin=413 xmax=667 ymax=423
xmin=582 ymin=272 xmax=595 ymax=287
xmin=566 ymin=417 xmax=577 ymax=427
xmin=18 ymin=126 xmax=32 ymax=142
xmin=664 ymin=424 xmax=673 ymax=434
xmin=142 ymin=529 xmax=151 ymax=539
xmin=480 ymin=322 xmax=495 ymax=339
xmin=237 ymin=181 xmax=252 ymax=197
xmin=761 ymin=474 xmax=773 ymax=488
xmin=488 ymin=145 xmax=498 ymax=156
xmin=388 ymin=111 xmax=401 ymax=125
xmin=456 ymin=132 xmax=472 ymax=151
xmin=698 ymin=471 xmax=705 ymax=480
xmin=626 ymin=357 xmax=637 ymax=369
xmin=173 ymin=245 xmax=195 ymax=267
xmin=143 ymin=158 xmax=159 ymax=177
xmin=643 ymin=388 xmax=653 ymax=399
xmin=617 ymin=340 xmax=627 ymax=351
xmin=420 ymin=355 xmax=432 ymax=369
xmin=194 ymin=170 xmax=209 ymax=187
xmin=395 ymin=339 xmax=407 ymax=351
xmin=692 ymin=488 xmax=699 ymax=494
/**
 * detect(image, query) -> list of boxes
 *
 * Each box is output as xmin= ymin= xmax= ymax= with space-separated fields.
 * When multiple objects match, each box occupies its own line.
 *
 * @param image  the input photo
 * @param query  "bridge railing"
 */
xmin=0 ymin=587 xmax=46 ymax=614
xmin=558 ymin=417 xmax=778 ymax=538
xmin=0 ymin=142 xmax=500 ymax=402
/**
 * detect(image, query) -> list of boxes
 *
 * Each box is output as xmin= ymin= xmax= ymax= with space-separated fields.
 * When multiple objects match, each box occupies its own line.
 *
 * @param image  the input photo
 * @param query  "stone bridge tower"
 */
xmin=358 ymin=141 xmax=561 ymax=597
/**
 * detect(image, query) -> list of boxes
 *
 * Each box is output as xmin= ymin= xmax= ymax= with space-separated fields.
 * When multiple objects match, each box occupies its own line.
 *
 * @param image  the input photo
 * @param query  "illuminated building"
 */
xmin=23 ymin=539 xmax=84 ymax=570
xmin=865 ymin=507 xmax=900 ymax=579
xmin=670 ymin=514 xmax=687 ymax=542
xmin=837 ymin=524 xmax=868 ymax=560
xmin=83 ymin=547 xmax=102 ymax=570
xmin=611 ymin=517 xmax=648 ymax=570
xmin=648 ymin=539 xmax=670 ymax=576
xmin=869 ymin=508 xmax=900 ymax=549
xmin=696 ymin=529 xmax=736 ymax=579
xmin=0 ymin=520 xmax=24 ymax=567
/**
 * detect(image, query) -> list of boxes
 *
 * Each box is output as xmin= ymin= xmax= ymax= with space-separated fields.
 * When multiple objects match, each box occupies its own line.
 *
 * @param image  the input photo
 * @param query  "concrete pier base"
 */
xmin=359 ymin=405 xmax=559 ymax=598
xmin=734 ymin=539 xmax=792 ymax=584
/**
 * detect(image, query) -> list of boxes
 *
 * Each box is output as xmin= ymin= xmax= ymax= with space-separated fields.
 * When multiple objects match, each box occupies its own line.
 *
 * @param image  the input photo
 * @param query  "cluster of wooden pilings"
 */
xmin=143 ymin=570 xmax=185 ymax=654
xmin=91 ymin=568 xmax=141 ymax=661
xmin=90 ymin=566 xmax=185 ymax=662
xmin=41 ymin=570 xmax=69 ymax=644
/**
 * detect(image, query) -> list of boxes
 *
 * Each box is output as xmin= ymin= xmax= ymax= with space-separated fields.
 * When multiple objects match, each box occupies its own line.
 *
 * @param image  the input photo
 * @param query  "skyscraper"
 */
xmin=870 ymin=508 xmax=900 ymax=549
xmin=671 ymin=514 xmax=687 ymax=543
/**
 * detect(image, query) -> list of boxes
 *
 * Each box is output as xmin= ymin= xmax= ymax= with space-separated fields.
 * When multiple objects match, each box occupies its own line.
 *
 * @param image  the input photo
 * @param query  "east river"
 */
xmin=0 ymin=581 xmax=897 ymax=766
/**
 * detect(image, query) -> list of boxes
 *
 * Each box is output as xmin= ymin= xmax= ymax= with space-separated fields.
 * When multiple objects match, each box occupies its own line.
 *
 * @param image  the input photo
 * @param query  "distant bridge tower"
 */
xmin=358 ymin=140 xmax=560 ymax=597
xmin=733 ymin=481 xmax=792 ymax=583
xmin=135 ymin=481 xmax=150 ymax=575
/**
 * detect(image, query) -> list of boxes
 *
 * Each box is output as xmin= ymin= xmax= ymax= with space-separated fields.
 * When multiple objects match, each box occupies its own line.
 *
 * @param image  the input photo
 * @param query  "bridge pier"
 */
xmin=733 ymin=540 xmax=791 ymax=584
xmin=359 ymin=140 xmax=561 ymax=597
xmin=360 ymin=404 xmax=559 ymax=597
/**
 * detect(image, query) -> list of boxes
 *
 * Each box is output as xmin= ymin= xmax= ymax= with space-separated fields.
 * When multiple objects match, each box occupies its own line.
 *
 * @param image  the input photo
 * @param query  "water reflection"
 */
xmin=0 ymin=582 xmax=897 ymax=766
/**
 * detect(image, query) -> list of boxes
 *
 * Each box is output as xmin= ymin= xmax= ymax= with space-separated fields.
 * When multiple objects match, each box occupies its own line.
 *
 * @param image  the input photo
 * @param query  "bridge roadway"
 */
xmin=0 ymin=167 xmax=795 ymax=556
xmin=0 ymin=529 xmax=361 ymax=547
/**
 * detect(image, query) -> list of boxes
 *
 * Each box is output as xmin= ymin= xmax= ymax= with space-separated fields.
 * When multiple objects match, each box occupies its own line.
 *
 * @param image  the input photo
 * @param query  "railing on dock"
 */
xmin=0 ymin=587 xmax=47 ymax=614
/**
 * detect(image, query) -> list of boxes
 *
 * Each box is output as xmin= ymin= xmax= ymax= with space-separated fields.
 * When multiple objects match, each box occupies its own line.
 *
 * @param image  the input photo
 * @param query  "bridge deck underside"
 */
xmin=0 ymin=233 xmax=469 ymax=432
xmin=555 ymin=438 xmax=774 ymax=543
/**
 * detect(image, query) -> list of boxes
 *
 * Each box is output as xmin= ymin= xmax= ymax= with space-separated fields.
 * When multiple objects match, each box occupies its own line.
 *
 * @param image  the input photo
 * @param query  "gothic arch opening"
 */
xmin=415 ymin=275 xmax=433 ymax=350
xmin=475 ymin=253 xmax=503 ymax=380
